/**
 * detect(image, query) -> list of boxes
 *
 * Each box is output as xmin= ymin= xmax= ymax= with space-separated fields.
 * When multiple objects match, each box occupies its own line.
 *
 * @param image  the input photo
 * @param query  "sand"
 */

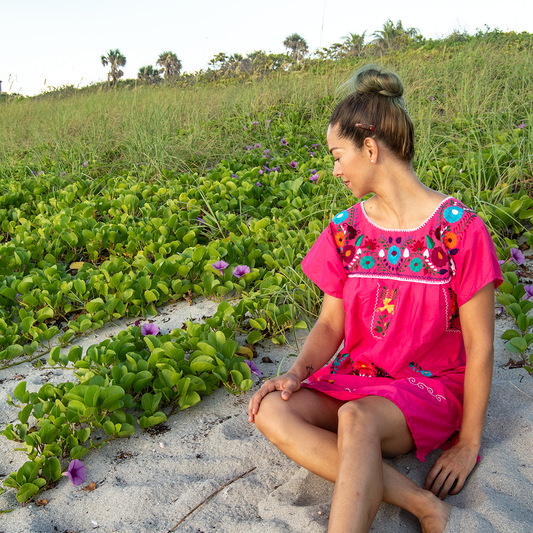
xmin=1 ymin=297 xmax=532 ymax=533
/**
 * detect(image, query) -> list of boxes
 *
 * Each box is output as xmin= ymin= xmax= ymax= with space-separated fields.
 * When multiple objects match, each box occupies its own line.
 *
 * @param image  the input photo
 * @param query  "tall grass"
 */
xmin=1 ymin=37 xmax=531 ymax=193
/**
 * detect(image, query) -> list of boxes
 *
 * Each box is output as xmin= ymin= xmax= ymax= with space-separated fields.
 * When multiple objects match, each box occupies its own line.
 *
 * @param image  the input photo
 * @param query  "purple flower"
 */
xmin=60 ymin=172 xmax=67 ymax=177
xmin=266 ymin=119 xmax=271 ymax=124
xmin=429 ymin=96 xmax=436 ymax=101
xmin=232 ymin=173 xmax=238 ymax=178
xmin=251 ymin=121 xmax=259 ymax=126
xmin=280 ymin=138 xmax=288 ymax=146
xmin=243 ymin=126 xmax=247 ymax=131
xmin=498 ymin=259 xmax=505 ymax=266
xmin=233 ymin=265 xmax=250 ymax=278
xmin=245 ymin=146 xmax=252 ymax=150
xmin=310 ymin=173 xmax=319 ymax=182
xmin=197 ymin=216 xmax=205 ymax=225
xmin=263 ymin=166 xmax=271 ymax=172
xmin=264 ymin=149 xmax=270 ymax=155
xmin=212 ymin=260 xmax=229 ymax=274
xmin=63 ymin=459 xmax=86 ymax=486
xmin=290 ymin=161 xmax=297 ymax=169
xmin=312 ymin=144 xmax=319 ymax=149
xmin=258 ymin=169 xmax=263 ymax=175
xmin=255 ymin=181 xmax=262 ymax=187
xmin=309 ymin=152 xmax=315 ymax=157
xmin=254 ymin=143 xmax=261 ymax=148
xmin=141 ymin=323 xmax=160 ymax=336
xmin=459 ymin=169 xmax=463 ymax=174
xmin=271 ymin=166 xmax=280 ymax=172
xmin=511 ymin=247 xmax=525 ymax=265
xmin=82 ymin=161 xmax=88 ymax=167
xmin=245 ymin=359 xmax=262 ymax=378
xmin=524 ymin=285 xmax=533 ymax=300
xmin=31 ymin=170 xmax=37 ymax=175
xmin=518 ymin=122 xmax=526 ymax=129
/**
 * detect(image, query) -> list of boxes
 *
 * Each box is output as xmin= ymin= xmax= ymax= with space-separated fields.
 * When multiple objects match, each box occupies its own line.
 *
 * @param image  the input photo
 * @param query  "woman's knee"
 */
xmin=337 ymin=400 xmax=377 ymax=435
xmin=254 ymin=391 xmax=288 ymax=436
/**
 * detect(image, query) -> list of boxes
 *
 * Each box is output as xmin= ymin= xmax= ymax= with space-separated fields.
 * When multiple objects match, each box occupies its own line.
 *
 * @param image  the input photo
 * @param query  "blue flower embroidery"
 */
xmin=409 ymin=257 xmax=424 ymax=272
xmin=333 ymin=210 xmax=349 ymax=224
xmin=387 ymin=246 xmax=401 ymax=265
xmin=443 ymin=206 xmax=464 ymax=223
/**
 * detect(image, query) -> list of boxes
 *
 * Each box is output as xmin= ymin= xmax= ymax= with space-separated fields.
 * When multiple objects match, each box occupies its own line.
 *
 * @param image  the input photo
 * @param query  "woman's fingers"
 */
xmin=248 ymin=374 xmax=301 ymax=423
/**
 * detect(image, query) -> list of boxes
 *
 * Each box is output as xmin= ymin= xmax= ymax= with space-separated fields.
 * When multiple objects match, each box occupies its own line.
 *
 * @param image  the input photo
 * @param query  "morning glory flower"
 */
xmin=233 ymin=265 xmax=250 ymax=278
xmin=82 ymin=161 xmax=88 ymax=167
xmin=271 ymin=166 xmax=280 ymax=172
xmin=518 ymin=122 xmax=526 ymax=129
xmin=63 ymin=459 xmax=86 ymax=486
xmin=498 ymin=259 xmax=505 ymax=266
xmin=141 ymin=323 xmax=160 ymax=336
xmin=212 ymin=260 xmax=229 ymax=274
xmin=254 ymin=143 xmax=261 ymax=148
xmin=245 ymin=146 xmax=252 ymax=150
xmin=197 ymin=216 xmax=205 ymax=225
xmin=264 ymin=149 xmax=270 ymax=155
xmin=263 ymin=166 xmax=271 ymax=172
xmin=280 ymin=138 xmax=288 ymax=146
xmin=245 ymin=359 xmax=262 ymax=377
xmin=309 ymin=152 xmax=315 ymax=157
xmin=232 ymin=173 xmax=238 ymax=178
xmin=310 ymin=173 xmax=319 ymax=182
xmin=312 ymin=144 xmax=319 ymax=149
xmin=251 ymin=121 xmax=259 ymax=126
xmin=258 ymin=169 xmax=263 ymax=175
xmin=511 ymin=248 xmax=525 ymax=265
xmin=255 ymin=182 xmax=262 ymax=187
xmin=429 ymin=96 xmax=436 ymax=101
xmin=60 ymin=172 xmax=67 ymax=177
xmin=524 ymin=285 xmax=533 ymax=299
xmin=290 ymin=161 xmax=297 ymax=168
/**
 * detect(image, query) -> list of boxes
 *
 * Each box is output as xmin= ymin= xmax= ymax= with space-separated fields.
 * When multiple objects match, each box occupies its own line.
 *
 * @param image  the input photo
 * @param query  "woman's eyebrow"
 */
xmin=329 ymin=146 xmax=340 ymax=154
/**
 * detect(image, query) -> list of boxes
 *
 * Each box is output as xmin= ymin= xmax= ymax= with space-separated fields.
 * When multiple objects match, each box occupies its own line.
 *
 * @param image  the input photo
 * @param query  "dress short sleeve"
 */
xmin=450 ymin=219 xmax=503 ymax=307
xmin=301 ymin=222 xmax=347 ymax=299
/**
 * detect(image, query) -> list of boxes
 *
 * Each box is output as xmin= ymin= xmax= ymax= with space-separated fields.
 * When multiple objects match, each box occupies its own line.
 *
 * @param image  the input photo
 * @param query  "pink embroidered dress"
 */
xmin=301 ymin=197 xmax=502 ymax=461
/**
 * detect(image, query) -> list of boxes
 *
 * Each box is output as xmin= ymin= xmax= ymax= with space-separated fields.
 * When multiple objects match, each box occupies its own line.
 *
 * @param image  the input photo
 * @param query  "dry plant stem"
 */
xmin=167 ymin=467 xmax=256 ymax=532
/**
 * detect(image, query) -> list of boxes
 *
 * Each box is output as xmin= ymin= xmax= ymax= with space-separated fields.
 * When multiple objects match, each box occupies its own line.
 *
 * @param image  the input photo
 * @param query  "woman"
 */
xmin=248 ymin=65 xmax=502 ymax=533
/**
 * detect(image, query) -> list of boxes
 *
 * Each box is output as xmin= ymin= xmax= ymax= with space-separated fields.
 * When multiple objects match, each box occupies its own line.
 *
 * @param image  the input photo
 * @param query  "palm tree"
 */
xmin=283 ymin=33 xmax=309 ymax=62
xmin=101 ymin=49 xmax=126 ymax=87
xmin=156 ymin=51 xmax=182 ymax=79
xmin=342 ymin=31 xmax=367 ymax=57
xmin=371 ymin=20 xmax=421 ymax=54
xmin=138 ymin=65 xmax=161 ymax=84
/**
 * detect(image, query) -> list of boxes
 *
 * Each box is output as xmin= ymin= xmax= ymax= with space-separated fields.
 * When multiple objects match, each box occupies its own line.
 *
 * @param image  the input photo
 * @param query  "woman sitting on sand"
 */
xmin=248 ymin=65 xmax=502 ymax=533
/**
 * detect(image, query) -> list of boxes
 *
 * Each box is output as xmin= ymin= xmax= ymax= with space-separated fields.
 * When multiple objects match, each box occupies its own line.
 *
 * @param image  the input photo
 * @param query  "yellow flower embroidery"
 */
xmin=378 ymin=298 xmax=395 ymax=314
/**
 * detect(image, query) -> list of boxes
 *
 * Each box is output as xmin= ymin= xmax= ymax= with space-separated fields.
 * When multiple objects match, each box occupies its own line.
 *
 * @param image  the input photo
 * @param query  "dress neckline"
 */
xmin=360 ymin=196 xmax=453 ymax=233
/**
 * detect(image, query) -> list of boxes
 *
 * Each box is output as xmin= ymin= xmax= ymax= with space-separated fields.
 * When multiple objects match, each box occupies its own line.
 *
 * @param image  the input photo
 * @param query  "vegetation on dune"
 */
xmin=1 ymin=25 xmax=533 ymax=505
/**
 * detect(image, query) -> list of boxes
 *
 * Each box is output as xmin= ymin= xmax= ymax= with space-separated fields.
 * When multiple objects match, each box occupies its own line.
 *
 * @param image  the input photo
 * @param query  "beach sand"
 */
xmin=1 ymin=297 xmax=532 ymax=533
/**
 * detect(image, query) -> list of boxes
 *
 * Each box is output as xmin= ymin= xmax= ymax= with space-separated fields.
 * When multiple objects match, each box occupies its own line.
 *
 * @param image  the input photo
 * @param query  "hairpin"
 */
xmin=355 ymin=123 xmax=376 ymax=131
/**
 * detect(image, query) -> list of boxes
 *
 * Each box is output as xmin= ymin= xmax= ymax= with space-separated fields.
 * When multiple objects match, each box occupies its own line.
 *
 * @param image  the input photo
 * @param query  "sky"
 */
xmin=1 ymin=0 xmax=532 ymax=96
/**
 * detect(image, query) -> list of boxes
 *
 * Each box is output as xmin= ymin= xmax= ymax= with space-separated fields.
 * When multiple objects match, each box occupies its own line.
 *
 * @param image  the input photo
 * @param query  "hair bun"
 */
xmin=349 ymin=65 xmax=404 ymax=99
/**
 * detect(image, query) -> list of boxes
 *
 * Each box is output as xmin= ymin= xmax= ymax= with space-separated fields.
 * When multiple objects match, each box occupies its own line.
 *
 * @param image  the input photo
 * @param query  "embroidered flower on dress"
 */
xmin=430 ymin=246 xmax=448 ymax=267
xmin=443 ymin=232 xmax=457 ymax=249
xmin=333 ymin=210 xmax=349 ymax=224
xmin=443 ymin=206 xmax=464 ymax=223
xmin=352 ymin=360 xmax=375 ymax=377
xmin=410 ymin=239 xmax=426 ymax=252
xmin=409 ymin=257 xmax=424 ymax=272
xmin=361 ymin=255 xmax=375 ymax=269
xmin=341 ymin=245 xmax=355 ymax=262
xmin=387 ymin=246 xmax=402 ymax=265
xmin=334 ymin=232 xmax=345 ymax=248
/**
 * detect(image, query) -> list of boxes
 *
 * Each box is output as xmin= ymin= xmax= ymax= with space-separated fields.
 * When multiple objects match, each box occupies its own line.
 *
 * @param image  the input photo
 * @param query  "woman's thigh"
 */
xmin=255 ymin=388 xmax=344 ymax=434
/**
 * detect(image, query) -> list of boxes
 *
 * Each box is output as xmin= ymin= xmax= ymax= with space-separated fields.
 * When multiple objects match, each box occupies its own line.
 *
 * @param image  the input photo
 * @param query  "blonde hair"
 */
xmin=330 ymin=65 xmax=415 ymax=162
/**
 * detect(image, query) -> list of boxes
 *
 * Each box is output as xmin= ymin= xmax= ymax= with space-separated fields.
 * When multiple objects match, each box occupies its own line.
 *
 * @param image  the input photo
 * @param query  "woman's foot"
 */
xmin=418 ymin=491 xmax=452 ymax=533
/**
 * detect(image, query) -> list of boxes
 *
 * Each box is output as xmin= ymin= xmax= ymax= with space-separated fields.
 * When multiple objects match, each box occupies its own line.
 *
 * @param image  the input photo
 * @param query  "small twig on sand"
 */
xmin=509 ymin=380 xmax=533 ymax=400
xmin=168 ymin=467 xmax=257 ymax=532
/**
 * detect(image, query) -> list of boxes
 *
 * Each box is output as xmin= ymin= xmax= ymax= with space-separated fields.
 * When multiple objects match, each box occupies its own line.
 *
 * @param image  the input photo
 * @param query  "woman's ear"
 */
xmin=363 ymin=137 xmax=379 ymax=163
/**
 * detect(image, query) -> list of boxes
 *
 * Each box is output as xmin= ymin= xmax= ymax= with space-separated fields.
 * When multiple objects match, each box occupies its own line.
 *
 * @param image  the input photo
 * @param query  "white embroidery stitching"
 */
xmin=407 ymin=377 xmax=446 ymax=402
xmin=361 ymin=197 xmax=453 ymax=232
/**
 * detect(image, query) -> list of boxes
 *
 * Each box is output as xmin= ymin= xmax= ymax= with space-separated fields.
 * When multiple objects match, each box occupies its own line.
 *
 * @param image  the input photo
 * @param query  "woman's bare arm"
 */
xmin=424 ymin=281 xmax=495 ymax=498
xmin=248 ymin=294 xmax=345 ymax=422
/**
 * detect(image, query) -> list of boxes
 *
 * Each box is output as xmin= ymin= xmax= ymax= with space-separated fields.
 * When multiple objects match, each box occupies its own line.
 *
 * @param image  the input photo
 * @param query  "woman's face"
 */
xmin=327 ymin=125 xmax=375 ymax=197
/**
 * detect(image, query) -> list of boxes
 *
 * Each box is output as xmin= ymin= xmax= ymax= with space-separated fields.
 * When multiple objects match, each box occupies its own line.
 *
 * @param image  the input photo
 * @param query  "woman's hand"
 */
xmin=248 ymin=372 xmax=302 ymax=423
xmin=424 ymin=441 xmax=480 ymax=499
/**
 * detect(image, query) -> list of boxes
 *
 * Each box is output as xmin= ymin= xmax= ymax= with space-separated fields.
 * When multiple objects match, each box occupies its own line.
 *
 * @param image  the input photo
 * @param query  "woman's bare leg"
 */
xmin=254 ymin=389 xmax=451 ymax=533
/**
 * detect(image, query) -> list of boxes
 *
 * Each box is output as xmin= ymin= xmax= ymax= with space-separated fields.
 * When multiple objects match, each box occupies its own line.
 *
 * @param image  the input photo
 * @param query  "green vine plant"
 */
xmin=497 ymin=248 xmax=533 ymax=374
